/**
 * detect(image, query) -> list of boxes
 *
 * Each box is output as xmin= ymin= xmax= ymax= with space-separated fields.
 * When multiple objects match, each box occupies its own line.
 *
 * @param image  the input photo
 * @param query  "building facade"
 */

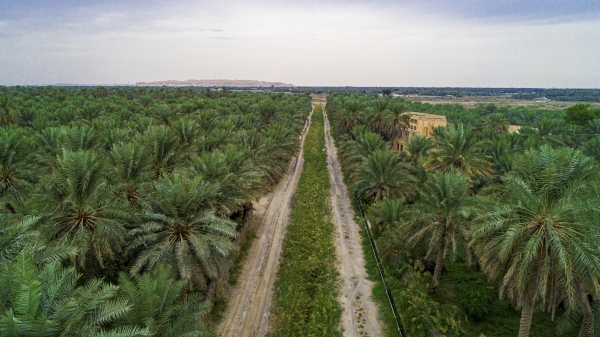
xmin=391 ymin=112 xmax=448 ymax=152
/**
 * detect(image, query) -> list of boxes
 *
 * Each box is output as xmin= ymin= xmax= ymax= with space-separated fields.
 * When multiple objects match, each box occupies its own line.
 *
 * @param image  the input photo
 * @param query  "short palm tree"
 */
xmin=471 ymin=145 xmax=600 ymax=337
xmin=129 ymin=173 xmax=238 ymax=292
xmin=404 ymin=171 xmax=473 ymax=293
xmin=354 ymin=149 xmax=417 ymax=202
xmin=116 ymin=266 xmax=212 ymax=337
xmin=424 ymin=123 xmax=492 ymax=180
xmin=0 ymin=250 xmax=143 ymax=337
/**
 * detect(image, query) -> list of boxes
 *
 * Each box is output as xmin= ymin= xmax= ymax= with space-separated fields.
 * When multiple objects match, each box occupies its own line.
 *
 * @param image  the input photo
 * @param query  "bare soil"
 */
xmin=216 ymin=108 xmax=312 ymax=337
xmin=323 ymin=107 xmax=383 ymax=337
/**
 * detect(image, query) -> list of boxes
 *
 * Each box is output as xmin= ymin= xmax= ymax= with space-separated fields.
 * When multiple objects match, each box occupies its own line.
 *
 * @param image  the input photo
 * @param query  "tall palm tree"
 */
xmin=404 ymin=171 xmax=473 ymax=293
xmin=129 ymin=173 xmax=238 ymax=292
xmin=0 ymin=95 xmax=17 ymax=126
xmin=405 ymin=135 xmax=433 ymax=165
xmin=424 ymin=123 xmax=492 ymax=180
xmin=335 ymin=99 xmax=364 ymax=136
xmin=140 ymin=126 xmax=182 ymax=178
xmin=383 ymin=102 xmax=410 ymax=141
xmin=193 ymin=146 xmax=262 ymax=216
xmin=368 ymin=197 xmax=408 ymax=238
xmin=43 ymin=149 xmax=131 ymax=281
xmin=354 ymin=149 xmax=417 ymax=202
xmin=481 ymin=113 xmax=510 ymax=134
xmin=339 ymin=127 xmax=389 ymax=173
xmin=0 ymin=128 xmax=36 ymax=212
xmin=108 ymin=143 xmax=151 ymax=208
xmin=471 ymin=145 xmax=600 ymax=337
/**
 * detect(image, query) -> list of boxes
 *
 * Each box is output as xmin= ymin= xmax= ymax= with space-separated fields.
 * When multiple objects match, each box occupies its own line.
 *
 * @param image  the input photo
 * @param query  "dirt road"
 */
xmin=216 ymin=107 xmax=313 ymax=337
xmin=324 ymin=108 xmax=383 ymax=337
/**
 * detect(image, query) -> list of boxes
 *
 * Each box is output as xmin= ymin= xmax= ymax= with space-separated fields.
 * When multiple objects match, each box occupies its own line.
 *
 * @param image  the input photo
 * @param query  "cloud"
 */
xmin=0 ymin=0 xmax=599 ymax=87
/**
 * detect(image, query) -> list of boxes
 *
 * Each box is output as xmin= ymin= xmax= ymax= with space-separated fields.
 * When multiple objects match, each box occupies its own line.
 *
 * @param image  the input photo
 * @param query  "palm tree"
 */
xmin=0 ymin=128 xmax=36 ymax=212
xmin=471 ymin=146 xmax=600 ymax=337
xmin=368 ymin=197 xmax=408 ymax=238
xmin=193 ymin=146 xmax=262 ymax=217
xmin=339 ymin=127 xmax=389 ymax=172
xmin=108 ymin=143 xmax=151 ymax=208
xmin=424 ymin=123 xmax=492 ymax=180
xmin=0 ymin=95 xmax=17 ymax=126
xmin=404 ymin=171 xmax=473 ymax=293
xmin=335 ymin=99 xmax=364 ymax=136
xmin=43 ymin=149 xmax=131 ymax=281
xmin=481 ymin=113 xmax=509 ymax=133
xmin=141 ymin=126 xmax=183 ymax=178
xmin=405 ymin=135 xmax=433 ymax=165
xmin=0 ymin=250 xmax=143 ymax=337
xmin=129 ymin=173 xmax=238 ymax=292
xmin=383 ymin=102 xmax=410 ymax=141
xmin=354 ymin=149 xmax=417 ymax=202
xmin=116 ymin=266 xmax=212 ymax=337
xmin=153 ymin=104 xmax=178 ymax=126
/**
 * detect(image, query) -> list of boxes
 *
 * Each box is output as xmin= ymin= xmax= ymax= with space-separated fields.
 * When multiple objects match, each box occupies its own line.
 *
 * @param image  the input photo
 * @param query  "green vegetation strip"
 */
xmin=270 ymin=105 xmax=342 ymax=336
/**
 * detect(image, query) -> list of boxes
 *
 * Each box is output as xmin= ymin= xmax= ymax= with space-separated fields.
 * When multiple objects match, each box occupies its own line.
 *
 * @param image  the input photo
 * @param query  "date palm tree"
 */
xmin=404 ymin=171 xmax=473 ymax=293
xmin=116 ymin=266 xmax=212 ymax=337
xmin=129 ymin=173 xmax=238 ymax=292
xmin=193 ymin=146 xmax=262 ymax=217
xmin=424 ymin=123 xmax=492 ymax=180
xmin=481 ymin=113 xmax=509 ymax=134
xmin=471 ymin=145 xmax=600 ymax=337
xmin=43 ymin=149 xmax=131 ymax=281
xmin=354 ymin=149 xmax=417 ymax=202
xmin=339 ymin=127 xmax=389 ymax=173
xmin=0 ymin=250 xmax=143 ymax=337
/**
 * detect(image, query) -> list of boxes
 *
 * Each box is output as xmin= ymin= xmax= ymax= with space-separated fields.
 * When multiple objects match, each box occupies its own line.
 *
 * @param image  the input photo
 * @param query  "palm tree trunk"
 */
xmin=85 ymin=249 xmax=95 ymax=282
xmin=429 ymin=230 xmax=447 ymax=294
xmin=579 ymin=312 xmax=592 ymax=337
xmin=518 ymin=297 xmax=535 ymax=337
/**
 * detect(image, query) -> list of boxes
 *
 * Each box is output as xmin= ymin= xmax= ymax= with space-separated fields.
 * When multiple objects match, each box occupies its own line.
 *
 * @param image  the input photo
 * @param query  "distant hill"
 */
xmin=136 ymin=79 xmax=294 ymax=87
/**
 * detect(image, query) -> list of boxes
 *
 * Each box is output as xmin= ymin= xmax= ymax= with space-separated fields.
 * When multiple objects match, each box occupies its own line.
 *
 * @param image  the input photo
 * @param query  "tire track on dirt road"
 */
xmin=323 ymin=107 xmax=383 ymax=337
xmin=217 ymin=107 xmax=313 ymax=337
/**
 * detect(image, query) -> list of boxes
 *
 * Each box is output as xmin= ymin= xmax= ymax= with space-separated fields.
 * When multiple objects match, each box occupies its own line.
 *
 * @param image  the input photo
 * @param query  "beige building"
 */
xmin=391 ymin=112 xmax=447 ymax=152
xmin=508 ymin=125 xmax=521 ymax=133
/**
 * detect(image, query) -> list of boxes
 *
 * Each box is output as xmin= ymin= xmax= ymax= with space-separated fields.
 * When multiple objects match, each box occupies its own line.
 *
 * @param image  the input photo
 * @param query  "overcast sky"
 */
xmin=1 ymin=0 xmax=599 ymax=87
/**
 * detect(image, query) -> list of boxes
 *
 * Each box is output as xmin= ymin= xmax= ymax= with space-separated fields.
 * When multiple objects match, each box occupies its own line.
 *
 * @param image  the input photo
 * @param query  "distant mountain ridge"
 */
xmin=136 ymin=79 xmax=294 ymax=87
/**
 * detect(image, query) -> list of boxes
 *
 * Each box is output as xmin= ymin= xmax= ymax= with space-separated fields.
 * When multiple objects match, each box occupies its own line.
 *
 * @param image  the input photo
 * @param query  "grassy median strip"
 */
xmin=270 ymin=105 xmax=342 ymax=337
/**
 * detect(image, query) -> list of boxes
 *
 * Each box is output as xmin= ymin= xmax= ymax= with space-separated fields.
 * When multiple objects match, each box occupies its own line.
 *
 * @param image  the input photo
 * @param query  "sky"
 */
xmin=1 ymin=0 xmax=599 ymax=87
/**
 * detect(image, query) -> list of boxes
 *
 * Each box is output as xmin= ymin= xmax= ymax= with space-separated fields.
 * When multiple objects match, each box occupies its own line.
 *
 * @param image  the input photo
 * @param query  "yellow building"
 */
xmin=391 ymin=112 xmax=447 ymax=152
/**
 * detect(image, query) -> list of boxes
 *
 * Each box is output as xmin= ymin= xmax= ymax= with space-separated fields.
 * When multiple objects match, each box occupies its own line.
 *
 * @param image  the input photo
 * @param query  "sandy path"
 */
xmin=323 ymin=108 xmax=383 ymax=337
xmin=216 ymin=107 xmax=313 ymax=337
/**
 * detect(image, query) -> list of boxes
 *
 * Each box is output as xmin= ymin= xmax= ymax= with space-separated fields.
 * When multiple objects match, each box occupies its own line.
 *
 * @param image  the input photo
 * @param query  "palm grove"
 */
xmin=327 ymin=93 xmax=600 ymax=337
xmin=0 ymin=86 xmax=311 ymax=336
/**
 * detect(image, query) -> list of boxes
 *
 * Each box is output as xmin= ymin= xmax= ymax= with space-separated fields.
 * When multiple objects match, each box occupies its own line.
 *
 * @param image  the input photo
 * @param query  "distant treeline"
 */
xmin=4 ymin=85 xmax=599 ymax=102
xmin=287 ymin=87 xmax=600 ymax=102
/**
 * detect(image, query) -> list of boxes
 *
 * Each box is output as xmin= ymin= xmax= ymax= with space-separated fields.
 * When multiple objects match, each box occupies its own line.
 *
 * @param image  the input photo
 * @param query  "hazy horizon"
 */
xmin=2 ymin=0 xmax=599 ymax=88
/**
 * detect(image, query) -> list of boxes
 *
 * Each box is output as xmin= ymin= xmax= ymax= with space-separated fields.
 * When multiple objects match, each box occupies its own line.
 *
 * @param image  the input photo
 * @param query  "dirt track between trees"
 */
xmin=216 ymin=107 xmax=313 ymax=337
xmin=324 ymin=108 xmax=383 ymax=337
